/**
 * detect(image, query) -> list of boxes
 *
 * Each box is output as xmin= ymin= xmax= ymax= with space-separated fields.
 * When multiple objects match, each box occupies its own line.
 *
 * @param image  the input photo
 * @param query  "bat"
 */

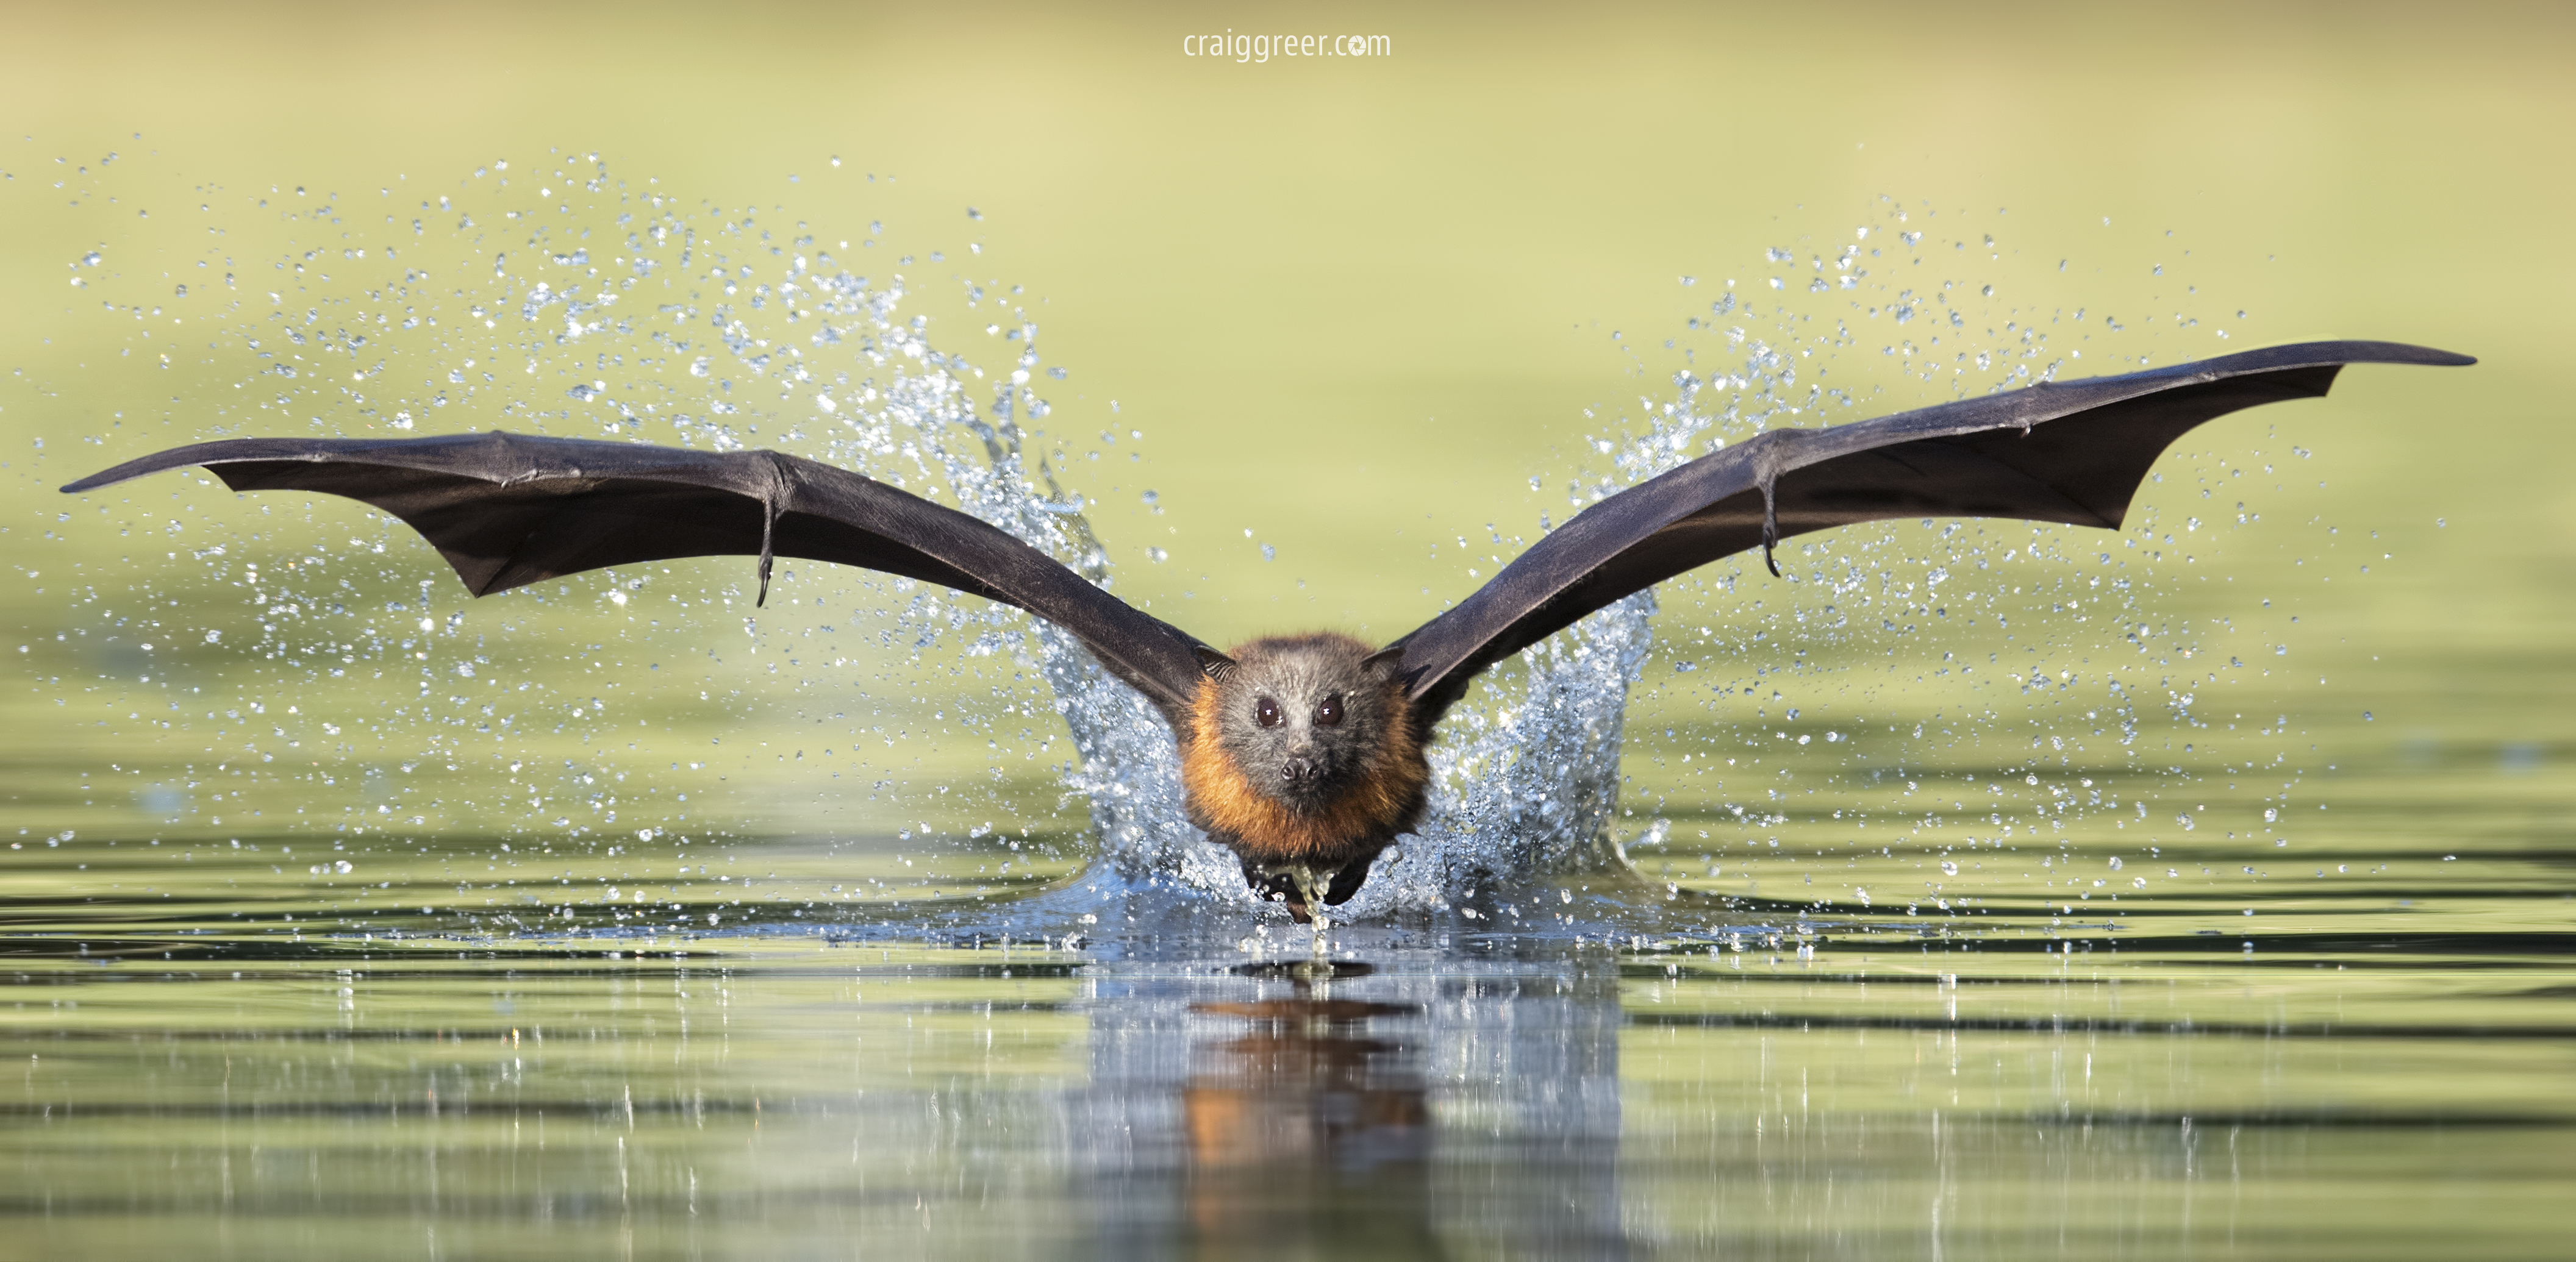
xmin=62 ymin=339 xmax=2471 ymax=919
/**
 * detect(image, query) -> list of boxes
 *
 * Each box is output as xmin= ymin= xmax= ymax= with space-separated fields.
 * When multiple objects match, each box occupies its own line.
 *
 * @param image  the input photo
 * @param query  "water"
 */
xmin=9 ymin=929 xmax=2569 ymax=1258
xmin=9 ymin=156 xmax=2574 ymax=1257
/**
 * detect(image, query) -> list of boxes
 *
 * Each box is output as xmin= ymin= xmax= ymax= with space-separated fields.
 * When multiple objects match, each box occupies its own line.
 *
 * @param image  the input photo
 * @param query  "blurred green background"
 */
xmin=1 ymin=1 xmax=2569 ymax=922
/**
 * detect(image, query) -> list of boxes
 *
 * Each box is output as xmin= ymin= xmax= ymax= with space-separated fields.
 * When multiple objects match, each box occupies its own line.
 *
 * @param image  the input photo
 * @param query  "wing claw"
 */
xmin=756 ymin=496 xmax=776 ymax=607
xmin=1759 ymin=475 xmax=1783 ymax=579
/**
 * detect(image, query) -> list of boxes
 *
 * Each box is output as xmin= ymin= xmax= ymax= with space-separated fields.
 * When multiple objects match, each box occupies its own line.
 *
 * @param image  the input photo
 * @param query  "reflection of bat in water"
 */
xmin=1182 ymin=992 xmax=1433 ymax=1250
xmin=65 ymin=340 xmax=2469 ymax=917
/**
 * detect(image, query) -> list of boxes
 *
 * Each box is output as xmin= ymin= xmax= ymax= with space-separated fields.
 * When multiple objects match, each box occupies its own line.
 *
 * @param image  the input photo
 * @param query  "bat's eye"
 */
xmin=1315 ymin=695 xmax=1343 ymax=727
xmin=1254 ymin=696 xmax=1283 ymax=729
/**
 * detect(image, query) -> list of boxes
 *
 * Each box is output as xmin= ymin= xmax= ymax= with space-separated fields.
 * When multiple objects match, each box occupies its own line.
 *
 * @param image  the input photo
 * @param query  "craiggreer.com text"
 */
xmin=1181 ymin=30 xmax=1391 ymax=63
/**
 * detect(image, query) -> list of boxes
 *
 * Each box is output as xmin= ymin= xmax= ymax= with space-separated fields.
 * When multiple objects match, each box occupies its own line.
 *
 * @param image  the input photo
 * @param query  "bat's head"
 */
xmin=1194 ymin=633 xmax=1409 ymax=815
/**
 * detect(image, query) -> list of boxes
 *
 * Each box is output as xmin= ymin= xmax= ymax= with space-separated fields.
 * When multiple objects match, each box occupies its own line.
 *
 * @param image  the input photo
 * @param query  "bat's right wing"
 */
xmin=1379 ymin=340 xmax=2472 ymax=729
xmin=62 ymin=431 xmax=1214 ymax=731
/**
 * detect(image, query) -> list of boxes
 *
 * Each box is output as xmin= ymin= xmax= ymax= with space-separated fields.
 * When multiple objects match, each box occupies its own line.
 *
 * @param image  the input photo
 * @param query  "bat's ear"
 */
xmin=1361 ymin=644 xmax=1409 ymax=683
xmin=1193 ymin=644 xmax=1239 ymax=682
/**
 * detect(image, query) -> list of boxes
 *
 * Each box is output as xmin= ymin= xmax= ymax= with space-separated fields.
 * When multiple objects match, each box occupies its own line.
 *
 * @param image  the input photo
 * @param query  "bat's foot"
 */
xmin=1249 ymin=860 xmax=1337 ymax=927
xmin=1239 ymin=847 xmax=1384 ymax=923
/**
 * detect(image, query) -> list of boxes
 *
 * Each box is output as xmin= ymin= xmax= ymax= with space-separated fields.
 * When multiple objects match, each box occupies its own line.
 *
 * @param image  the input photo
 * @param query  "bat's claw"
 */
xmin=1249 ymin=859 xmax=1340 ymax=925
xmin=1759 ymin=474 xmax=1784 ymax=578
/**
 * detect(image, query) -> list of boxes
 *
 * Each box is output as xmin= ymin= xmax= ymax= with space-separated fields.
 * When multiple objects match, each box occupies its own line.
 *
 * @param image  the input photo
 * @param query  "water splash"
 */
xmin=626 ymin=221 xmax=1826 ymax=926
xmin=796 ymin=296 xmax=1683 ymax=921
xmin=846 ymin=313 xmax=1819 ymax=928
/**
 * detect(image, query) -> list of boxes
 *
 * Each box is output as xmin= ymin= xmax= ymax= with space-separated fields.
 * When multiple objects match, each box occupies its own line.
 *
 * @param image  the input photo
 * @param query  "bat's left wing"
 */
xmin=1379 ymin=340 xmax=2472 ymax=729
xmin=61 ymin=432 xmax=1214 ymax=730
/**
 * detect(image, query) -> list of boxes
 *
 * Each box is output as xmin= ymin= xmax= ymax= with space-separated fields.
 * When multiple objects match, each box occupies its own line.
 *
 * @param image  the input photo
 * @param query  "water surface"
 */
xmin=9 ymin=888 xmax=2571 ymax=1259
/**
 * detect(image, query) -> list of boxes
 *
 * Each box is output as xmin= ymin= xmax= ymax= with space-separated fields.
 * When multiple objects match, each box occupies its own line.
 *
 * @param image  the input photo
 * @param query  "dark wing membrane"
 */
xmin=61 ymin=431 xmax=1211 ymax=729
xmin=1385 ymin=340 xmax=2472 ymax=726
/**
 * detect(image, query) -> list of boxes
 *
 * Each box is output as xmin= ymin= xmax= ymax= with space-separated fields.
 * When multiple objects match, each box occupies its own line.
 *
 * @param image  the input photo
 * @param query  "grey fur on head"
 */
xmin=1208 ymin=633 xmax=1402 ymax=811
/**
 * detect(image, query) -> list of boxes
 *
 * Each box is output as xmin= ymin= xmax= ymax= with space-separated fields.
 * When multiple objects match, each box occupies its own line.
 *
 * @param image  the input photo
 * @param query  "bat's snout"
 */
xmin=1279 ymin=755 xmax=1323 ymax=785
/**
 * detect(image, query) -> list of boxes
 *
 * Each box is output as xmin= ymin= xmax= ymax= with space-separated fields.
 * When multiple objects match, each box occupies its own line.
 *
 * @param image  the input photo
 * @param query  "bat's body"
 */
xmin=63 ymin=340 xmax=2470 ymax=919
